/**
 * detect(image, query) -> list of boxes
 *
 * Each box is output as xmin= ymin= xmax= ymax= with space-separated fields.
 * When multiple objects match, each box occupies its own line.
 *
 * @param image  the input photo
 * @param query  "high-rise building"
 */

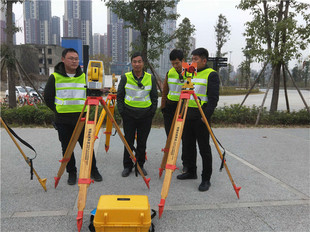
xmin=51 ymin=16 xmax=60 ymax=46
xmin=154 ymin=5 xmax=178 ymax=78
xmin=63 ymin=0 xmax=93 ymax=54
xmin=107 ymin=8 xmax=140 ymax=74
xmin=0 ymin=2 xmax=16 ymax=45
xmin=24 ymin=0 xmax=52 ymax=44
xmin=92 ymin=33 xmax=107 ymax=56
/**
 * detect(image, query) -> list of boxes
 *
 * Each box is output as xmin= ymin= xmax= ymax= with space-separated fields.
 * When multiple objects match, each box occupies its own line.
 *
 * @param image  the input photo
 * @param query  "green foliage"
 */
xmin=237 ymin=0 xmax=310 ymax=64
xmin=174 ymin=17 xmax=196 ymax=61
xmin=1 ymin=105 xmax=54 ymax=125
xmin=105 ymin=0 xmax=179 ymax=64
xmin=1 ymin=104 xmax=309 ymax=127
xmin=214 ymin=14 xmax=231 ymax=57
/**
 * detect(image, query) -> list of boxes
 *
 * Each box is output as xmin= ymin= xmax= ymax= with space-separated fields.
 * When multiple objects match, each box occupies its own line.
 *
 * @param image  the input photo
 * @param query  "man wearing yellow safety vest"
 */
xmin=117 ymin=52 xmax=158 ymax=177
xmin=161 ymin=49 xmax=189 ymax=173
xmin=176 ymin=48 xmax=220 ymax=192
xmin=44 ymin=48 xmax=102 ymax=185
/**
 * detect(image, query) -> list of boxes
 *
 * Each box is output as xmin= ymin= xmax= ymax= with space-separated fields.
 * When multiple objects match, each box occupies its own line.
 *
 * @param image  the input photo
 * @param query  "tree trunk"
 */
xmin=270 ymin=63 xmax=281 ymax=113
xmin=6 ymin=1 xmax=17 ymax=108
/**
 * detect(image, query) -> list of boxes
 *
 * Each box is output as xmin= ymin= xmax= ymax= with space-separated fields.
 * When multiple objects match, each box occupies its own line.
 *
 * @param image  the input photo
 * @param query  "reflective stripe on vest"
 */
xmin=54 ymin=72 xmax=86 ymax=113
xmin=188 ymin=68 xmax=215 ymax=108
xmin=124 ymin=71 xmax=152 ymax=108
xmin=167 ymin=68 xmax=186 ymax=102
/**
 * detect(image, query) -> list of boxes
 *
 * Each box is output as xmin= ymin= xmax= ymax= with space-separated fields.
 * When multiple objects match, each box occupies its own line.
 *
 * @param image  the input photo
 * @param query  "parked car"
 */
xmin=5 ymin=86 xmax=39 ymax=98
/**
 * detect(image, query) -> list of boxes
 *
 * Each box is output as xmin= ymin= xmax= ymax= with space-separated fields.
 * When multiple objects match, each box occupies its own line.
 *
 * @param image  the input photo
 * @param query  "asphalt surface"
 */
xmin=1 ymin=126 xmax=309 ymax=232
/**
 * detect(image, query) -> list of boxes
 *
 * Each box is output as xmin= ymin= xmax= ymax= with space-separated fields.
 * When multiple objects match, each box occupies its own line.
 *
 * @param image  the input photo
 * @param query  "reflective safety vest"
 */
xmin=54 ymin=72 xmax=87 ymax=113
xmin=124 ymin=71 xmax=152 ymax=108
xmin=188 ymin=68 xmax=215 ymax=108
xmin=167 ymin=67 xmax=187 ymax=102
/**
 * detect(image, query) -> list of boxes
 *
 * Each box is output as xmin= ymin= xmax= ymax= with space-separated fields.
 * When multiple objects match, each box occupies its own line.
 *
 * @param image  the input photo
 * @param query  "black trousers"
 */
xmin=122 ymin=114 xmax=153 ymax=169
xmin=181 ymin=118 xmax=212 ymax=181
xmin=55 ymin=123 xmax=98 ymax=173
xmin=162 ymin=102 xmax=178 ymax=136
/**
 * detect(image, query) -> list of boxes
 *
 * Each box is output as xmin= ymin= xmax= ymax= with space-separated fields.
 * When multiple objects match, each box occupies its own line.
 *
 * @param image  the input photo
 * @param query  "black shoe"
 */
xmin=177 ymin=172 xmax=197 ymax=180
xmin=139 ymin=167 xmax=147 ymax=176
xmin=68 ymin=172 xmax=77 ymax=185
xmin=91 ymin=169 xmax=102 ymax=182
xmin=122 ymin=168 xmax=132 ymax=177
xmin=198 ymin=180 xmax=211 ymax=192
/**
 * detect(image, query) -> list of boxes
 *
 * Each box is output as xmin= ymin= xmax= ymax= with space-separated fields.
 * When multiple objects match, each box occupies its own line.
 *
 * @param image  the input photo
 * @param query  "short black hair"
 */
xmin=131 ymin=52 xmax=144 ymax=62
xmin=62 ymin=48 xmax=78 ymax=58
xmin=169 ymin=49 xmax=184 ymax=61
xmin=191 ymin=48 xmax=209 ymax=60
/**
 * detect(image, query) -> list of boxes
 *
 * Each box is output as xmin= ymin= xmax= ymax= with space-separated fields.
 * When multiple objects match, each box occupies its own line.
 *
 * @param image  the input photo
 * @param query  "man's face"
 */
xmin=62 ymin=51 xmax=79 ymax=73
xmin=171 ymin=58 xmax=183 ymax=73
xmin=131 ymin=56 xmax=144 ymax=74
xmin=191 ymin=55 xmax=207 ymax=70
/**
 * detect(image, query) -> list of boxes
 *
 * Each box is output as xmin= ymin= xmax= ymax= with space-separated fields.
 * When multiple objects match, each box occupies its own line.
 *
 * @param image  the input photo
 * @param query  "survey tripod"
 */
xmin=0 ymin=117 xmax=47 ymax=191
xmin=52 ymin=78 xmax=150 ymax=232
xmin=158 ymin=62 xmax=241 ymax=218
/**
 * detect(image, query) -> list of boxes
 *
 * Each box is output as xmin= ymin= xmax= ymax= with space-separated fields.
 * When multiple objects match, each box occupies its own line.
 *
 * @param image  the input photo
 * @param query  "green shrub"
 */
xmin=1 ymin=104 xmax=309 ymax=127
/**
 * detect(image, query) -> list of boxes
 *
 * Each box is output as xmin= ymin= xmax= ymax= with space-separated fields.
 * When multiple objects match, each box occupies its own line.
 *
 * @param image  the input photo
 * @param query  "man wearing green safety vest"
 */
xmin=176 ymin=48 xmax=220 ymax=192
xmin=44 ymin=48 xmax=102 ymax=185
xmin=117 ymin=52 xmax=158 ymax=177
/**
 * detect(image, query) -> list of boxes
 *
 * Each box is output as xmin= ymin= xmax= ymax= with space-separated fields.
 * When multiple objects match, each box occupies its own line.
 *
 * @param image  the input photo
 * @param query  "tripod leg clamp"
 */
xmin=78 ymin=178 xmax=94 ymax=185
xmin=165 ymin=164 xmax=179 ymax=171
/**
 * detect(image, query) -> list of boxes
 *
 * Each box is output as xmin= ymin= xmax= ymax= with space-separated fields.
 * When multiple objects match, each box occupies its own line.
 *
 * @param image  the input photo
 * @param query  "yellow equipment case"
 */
xmin=93 ymin=195 xmax=152 ymax=232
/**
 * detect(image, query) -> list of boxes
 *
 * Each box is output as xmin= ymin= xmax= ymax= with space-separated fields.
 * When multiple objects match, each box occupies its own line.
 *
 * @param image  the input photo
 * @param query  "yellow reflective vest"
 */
xmin=54 ymin=72 xmax=86 ymax=113
xmin=167 ymin=67 xmax=187 ymax=102
xmin=188 ymin=68 xmax=215 ymax=108
xmin=124 ymin=71 xmax=152 ymax=108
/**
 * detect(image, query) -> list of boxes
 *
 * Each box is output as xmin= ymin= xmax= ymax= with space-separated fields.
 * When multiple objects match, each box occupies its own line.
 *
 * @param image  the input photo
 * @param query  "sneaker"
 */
xmin=177 ymin=172 xmax=197 ymax=180
xmin=122 ymin=168 xmax=132 ymax=177
xmin=68 ymin=172 xmax=77 ymax=185
xmin=198 ymin=180 xmax=211 ymax=192
xmin=91 ymin=169 xmax=103 ymax=182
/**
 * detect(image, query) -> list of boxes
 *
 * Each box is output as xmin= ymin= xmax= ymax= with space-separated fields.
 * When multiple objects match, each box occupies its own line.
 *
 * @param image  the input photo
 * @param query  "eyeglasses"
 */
xmin=67 ymin=57 xmax=79 ymax=62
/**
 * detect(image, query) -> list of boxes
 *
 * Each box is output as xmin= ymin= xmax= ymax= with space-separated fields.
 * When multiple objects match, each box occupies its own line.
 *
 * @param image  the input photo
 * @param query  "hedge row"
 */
xmin=1 ymin=104 xmax=309 ymax=127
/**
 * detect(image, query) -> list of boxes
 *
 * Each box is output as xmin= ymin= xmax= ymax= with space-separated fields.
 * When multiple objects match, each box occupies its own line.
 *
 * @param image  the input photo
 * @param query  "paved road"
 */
xmin=1 ymin=127 xmax=309 ymax=232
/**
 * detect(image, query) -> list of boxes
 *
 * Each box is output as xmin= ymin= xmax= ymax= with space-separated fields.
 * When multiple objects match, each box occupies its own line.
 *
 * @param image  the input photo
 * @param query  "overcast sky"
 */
xmin=12 ymin=0 xmax=310 ymax=71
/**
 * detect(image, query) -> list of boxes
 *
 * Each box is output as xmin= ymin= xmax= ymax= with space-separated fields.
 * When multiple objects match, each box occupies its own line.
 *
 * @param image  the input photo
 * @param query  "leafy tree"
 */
xmin=174 ymin=17 xmax=195 ymax=61
xmin=105 ymin=0 xmax=179 ymax=66
xmin=237 ymin=0 xmax=310 ymax=113
xmin=214 ymin=14 xmax=231 ymax=57
xmin=1 ymin=0 xmax=23 ymax=108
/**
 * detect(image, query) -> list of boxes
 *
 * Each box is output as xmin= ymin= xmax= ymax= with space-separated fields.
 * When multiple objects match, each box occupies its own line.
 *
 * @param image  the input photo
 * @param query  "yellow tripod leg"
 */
xmin=54 ymin=103 xmax=87 ymax=188
xmin=159 ymin=99 xmax=182 ymax=178
xmin=99 ymin=98 xmax=151 ymax=189
xmin=194 ymin=94 xmax=241 ymax=199
xmin=77 ymin=98 xmax=99 ymax=232
xmin=95 ymin=102 xmax=107 ymax=138
xmin=104 ymin=94 xmax=116 ymax=152
xmin=0 ymin=117 xmax=47 ymax=191
xmin=158 ymin=94 xmax=190 ymax=219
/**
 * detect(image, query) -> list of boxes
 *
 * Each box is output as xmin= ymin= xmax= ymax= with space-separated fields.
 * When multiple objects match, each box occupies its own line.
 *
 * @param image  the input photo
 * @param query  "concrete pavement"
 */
xmin=1 ymin=127 xmax=309 ymax=232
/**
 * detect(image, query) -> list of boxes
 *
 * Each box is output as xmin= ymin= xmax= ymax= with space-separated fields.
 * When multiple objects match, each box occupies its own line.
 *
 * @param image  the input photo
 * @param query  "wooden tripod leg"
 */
xmin=99 ymin=98 xmax=151 ymax=189
xmin=159 ymin=99 xmax=183 ymax=178
xmin=77 ymin=102 xmax=99 ymax=232
xmin=0 ymin=117 xmax=47 ymax=191
xmin=193 ymin=95 xmax=241 ymax=199
xmin=158 ymin=98 xmax=189 ymax=219
xmin=54 ymin=103 xmax=87 ymax=189
xmin=104 ymin=94 xmax=116 ymax=152
xmin=95 ymin=104 xmax=107 ymax=138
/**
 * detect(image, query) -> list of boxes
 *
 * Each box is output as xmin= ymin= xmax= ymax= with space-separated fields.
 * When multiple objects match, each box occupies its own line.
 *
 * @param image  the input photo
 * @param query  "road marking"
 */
xmin=4 ymin=199 xmax=309 ymax=219
xmin=211 ymin=142 xmax=310 ymax=200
